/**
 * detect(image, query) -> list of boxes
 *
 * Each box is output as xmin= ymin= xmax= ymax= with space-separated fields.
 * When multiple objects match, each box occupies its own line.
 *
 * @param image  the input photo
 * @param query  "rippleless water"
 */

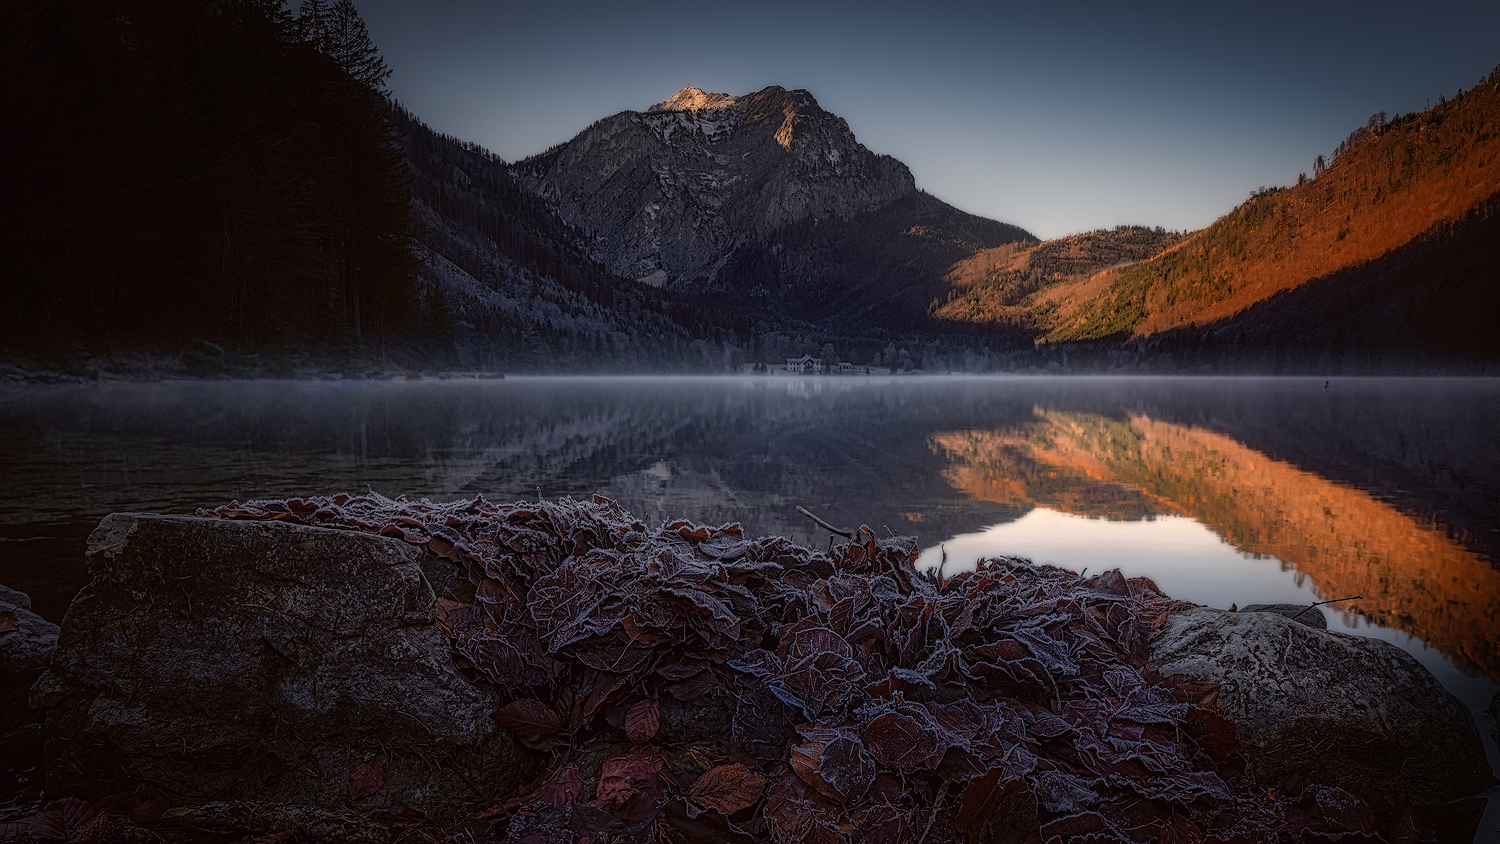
xmin=2 ymin=374 xmax=1496 ymax=802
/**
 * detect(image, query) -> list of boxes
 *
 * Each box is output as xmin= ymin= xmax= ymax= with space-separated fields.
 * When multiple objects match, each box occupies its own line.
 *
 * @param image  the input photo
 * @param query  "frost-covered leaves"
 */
xmin=864 ymin=707 xmax=945 ymax=771
xmin=791 ymin=726 xmax=875 ymax=801
xmin=624 ymin=699 xmax=660 ymax=744
xmin=955 ymin=769 xmax=1036 ymax=844
xmin=26 ymin=798 xmax=104 ymax=842
xmin=347 ymin=760 xmax=385 ymax=802
xmin=596 ymin=750 xmax=665 ymax=807
xmin=690 ymin=764 xmax=766 ymax=815
xmin=732 ymin=684 xmax=795 ymax=762
xmin=493 ymin=699 xmax=566 ymax=751
xmin=202 ymin=493 xmax=1396 ymax=843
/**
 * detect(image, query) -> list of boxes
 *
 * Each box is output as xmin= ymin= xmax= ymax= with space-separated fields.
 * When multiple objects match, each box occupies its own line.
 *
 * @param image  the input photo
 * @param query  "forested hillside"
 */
xmin=713 ymin=190 xmax=1034 ymax=332
xmin=928 ymin=226 xmax=1185 ymax=334
xmin=2 ymin=0 xmax=416 ymax=358
xmin=5 ymin=1 xmax=1493 ymax=374
xmin=394 ymin=105 xmax=770 ymax=371
xmin=0 ymin=1 xmax=813 ymax=373
xmin=1137 ymin=192 xmax=1500 ymax=371
xmin=1040 ymin=65 xmax=1500 ymax=351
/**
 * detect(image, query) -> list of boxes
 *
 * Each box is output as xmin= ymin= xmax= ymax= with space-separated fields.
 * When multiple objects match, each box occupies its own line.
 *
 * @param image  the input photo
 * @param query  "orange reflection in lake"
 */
xmin=931 ymin=410 xmax=1500 ymax=679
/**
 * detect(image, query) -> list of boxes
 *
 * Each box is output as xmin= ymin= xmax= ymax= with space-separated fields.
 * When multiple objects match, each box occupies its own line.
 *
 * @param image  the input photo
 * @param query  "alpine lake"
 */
xmin=2 ymin=374 xmax=1497 ymax=811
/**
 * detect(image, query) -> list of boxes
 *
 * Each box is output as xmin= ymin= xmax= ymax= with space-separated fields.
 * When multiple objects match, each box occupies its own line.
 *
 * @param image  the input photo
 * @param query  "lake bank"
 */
xmin=2 ymin=375 xmax=1496 ymax=834
xmin=2 ymin=499 xmax=1493 ymax=841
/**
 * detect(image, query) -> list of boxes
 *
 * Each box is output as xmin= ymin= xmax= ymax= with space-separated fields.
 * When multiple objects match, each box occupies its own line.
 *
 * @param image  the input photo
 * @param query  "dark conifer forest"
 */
xmin=3 ymin=0 xmax=418 ymax=358
xmin=3 ymin=1 xmax=1496 ymax=375
xmin=0 ymin=0 xmax=841 ymax=373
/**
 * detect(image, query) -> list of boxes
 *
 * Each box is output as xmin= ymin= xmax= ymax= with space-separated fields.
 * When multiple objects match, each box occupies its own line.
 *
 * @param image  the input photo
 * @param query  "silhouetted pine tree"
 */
xmin=0 ymin=0 xmax=417 ymax=358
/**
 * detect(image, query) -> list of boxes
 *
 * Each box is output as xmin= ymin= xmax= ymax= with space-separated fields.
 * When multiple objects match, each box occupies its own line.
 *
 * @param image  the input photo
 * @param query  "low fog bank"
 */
xmin=4 ymin=337 xmax=1499 ymax=384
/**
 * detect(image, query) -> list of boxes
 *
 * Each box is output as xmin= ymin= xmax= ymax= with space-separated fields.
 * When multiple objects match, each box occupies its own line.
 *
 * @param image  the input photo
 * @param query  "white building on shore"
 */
xmin=783 ymin=356 xmax=860 ymax=374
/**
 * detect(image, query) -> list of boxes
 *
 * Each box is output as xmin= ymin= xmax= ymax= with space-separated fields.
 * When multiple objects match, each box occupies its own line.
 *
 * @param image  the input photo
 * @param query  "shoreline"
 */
xmin=7 ymin=364 xmax=1500 ymax=387
xmin=5 ymin=347 xmax=1499 ymax=384
xmin=2 ymin=497 xmax=1494 ymax=842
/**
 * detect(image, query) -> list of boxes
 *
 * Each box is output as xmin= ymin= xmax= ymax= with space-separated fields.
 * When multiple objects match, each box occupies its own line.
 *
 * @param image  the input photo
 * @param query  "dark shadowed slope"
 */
xmin=2 ymin=0 xmax=416 ymax=354
xmin=392 ymin=105 xmax=789 ymax=370
xmin=1147 ymin=190 xmax=1500 ymax=368
xmin=714 ymin=190 xmax=1034 ymax=330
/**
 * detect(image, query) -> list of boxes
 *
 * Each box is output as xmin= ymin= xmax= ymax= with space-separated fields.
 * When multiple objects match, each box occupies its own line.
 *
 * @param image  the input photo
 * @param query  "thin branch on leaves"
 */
xmin=795 ymin=506 xmax=852 ymax=540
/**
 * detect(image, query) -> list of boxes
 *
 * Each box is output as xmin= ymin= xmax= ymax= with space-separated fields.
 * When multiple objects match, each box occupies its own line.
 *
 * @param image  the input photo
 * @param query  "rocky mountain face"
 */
xmin=387 ymin=101 xmax=1034 ymax=371
xmin=391 ymin=103 xmax=794 ymax=371
xmin=511 ymin=87 xmax=922 ymax=288
xmin=510 ymin=86 xmax=1034 ymax=328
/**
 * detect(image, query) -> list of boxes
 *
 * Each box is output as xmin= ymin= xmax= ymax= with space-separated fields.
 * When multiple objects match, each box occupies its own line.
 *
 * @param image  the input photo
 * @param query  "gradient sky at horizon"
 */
xmin=355 ymin=0 xmax=1500 ymax=240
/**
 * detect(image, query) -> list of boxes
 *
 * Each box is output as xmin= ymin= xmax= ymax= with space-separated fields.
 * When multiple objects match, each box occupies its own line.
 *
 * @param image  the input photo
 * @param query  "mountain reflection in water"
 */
xmin=1 ymin=376 xmax=1496 ymax=693
xmin=928 ymin=411 xmax=1500 ymax=680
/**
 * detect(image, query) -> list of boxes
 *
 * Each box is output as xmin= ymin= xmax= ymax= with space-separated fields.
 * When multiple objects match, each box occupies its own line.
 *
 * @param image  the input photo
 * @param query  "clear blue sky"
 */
xmin=356 ymin=0 xmax=1500 ymax=240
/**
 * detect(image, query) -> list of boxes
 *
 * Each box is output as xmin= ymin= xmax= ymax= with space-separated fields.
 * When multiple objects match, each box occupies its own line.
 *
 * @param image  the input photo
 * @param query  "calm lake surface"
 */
xmin=3 ymin=374 xmax=1498 ymax=785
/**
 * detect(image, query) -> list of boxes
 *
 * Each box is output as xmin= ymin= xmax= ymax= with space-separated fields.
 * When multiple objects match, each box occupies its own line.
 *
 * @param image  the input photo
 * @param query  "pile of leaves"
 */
xmin=1 ymin=493 xmax=1414 ymax=844
xmin=183 ymin=492 xmax=1413 ymax=844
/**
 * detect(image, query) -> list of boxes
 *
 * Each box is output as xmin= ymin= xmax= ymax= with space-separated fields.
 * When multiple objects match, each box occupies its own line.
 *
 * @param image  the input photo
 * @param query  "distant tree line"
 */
xmin=9 ymin=2 xmax=1491 ymax=376
xmin=2 ymin=0 xmax=416 ymax=358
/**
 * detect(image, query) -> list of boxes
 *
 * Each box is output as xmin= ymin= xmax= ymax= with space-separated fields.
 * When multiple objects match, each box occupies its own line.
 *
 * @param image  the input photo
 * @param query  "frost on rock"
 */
xmin=0 ymin=583 xmax=57 ymax=752
xmin=1152 ymin=606 xmax=1495 ymax=805
xmin=94 ymin=490 xmax=1465 ymax=843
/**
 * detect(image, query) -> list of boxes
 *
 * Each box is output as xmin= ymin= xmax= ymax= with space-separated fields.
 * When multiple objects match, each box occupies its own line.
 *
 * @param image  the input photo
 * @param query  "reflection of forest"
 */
xmin=0 ymin=380 xmax=1028 ymax=615
xmin=4 ymin=378 xmax=1498 ymax=646
xmin=931 ymin=411 xmax=1500 ymax=680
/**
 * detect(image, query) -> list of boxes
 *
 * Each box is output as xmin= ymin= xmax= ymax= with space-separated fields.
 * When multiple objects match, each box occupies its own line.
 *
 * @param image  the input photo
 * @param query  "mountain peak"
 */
xmin=514 ymin=82 xmax=939 ymax=293
xmin=648 ymin=87 xmax=741 ymax=113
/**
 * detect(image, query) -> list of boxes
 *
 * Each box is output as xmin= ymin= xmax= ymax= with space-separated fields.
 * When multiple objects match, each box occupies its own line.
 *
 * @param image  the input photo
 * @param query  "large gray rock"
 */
xmin=1151 ymin=607 xmax=1495 ymax=804
xmin=1 ymin=583 xmax=34 ymax=611
xmin=1237 ymin=602 xmax=1327 ymax=629
xmin=1 ymin=583 xmax=58 ymax=751
xmin=33 ymin=514 xmax=533 ymax=814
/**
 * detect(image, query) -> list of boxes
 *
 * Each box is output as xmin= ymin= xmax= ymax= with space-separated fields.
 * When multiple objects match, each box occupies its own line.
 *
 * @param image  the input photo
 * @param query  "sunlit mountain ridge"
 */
xmin=929 ymin=227 xmax=1186 ymax=332
xmin=1021 ymin=68 xmax=1500 ymax=361
xmin=5 ymin=1 xmax=1495 ymax=372
xmin=505 ymin=71 xmax=1500 ymax=368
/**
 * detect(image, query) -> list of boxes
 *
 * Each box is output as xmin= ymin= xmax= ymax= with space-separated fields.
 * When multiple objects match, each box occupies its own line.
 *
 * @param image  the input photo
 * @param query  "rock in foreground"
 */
xmin=32 ymin=513 xmax=529 ymax=814
xmin=17 ymin=495 xmax=1496 ymax=843
xmin=1236 ymin=602 xmax=1328 ymax=629
xmin=0 ymin=583 xmax=58 ymax=752
xmin=1151 ymin=606 xmax=1495 ymax=804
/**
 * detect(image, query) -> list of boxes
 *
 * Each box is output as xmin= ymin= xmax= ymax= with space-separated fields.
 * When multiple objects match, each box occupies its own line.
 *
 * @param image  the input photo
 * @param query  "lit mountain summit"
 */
xmin=511 ymin=86 xmax=1032 ymax=325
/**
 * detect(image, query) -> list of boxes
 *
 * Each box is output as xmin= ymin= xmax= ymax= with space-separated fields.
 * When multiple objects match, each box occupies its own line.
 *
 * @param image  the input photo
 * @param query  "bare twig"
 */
xmin=1289 ymin=596 xmax=1363 ymax=622
xmin=915 ymin=781 xmax=949 ymax=844
xmin=796 ymin=506 xmax=853 ymax=539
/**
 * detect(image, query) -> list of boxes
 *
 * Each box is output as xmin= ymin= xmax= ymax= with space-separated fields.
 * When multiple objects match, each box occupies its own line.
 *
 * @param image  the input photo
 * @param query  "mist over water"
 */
xmin=2 ymin=374 xmax=1497 ymax=778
